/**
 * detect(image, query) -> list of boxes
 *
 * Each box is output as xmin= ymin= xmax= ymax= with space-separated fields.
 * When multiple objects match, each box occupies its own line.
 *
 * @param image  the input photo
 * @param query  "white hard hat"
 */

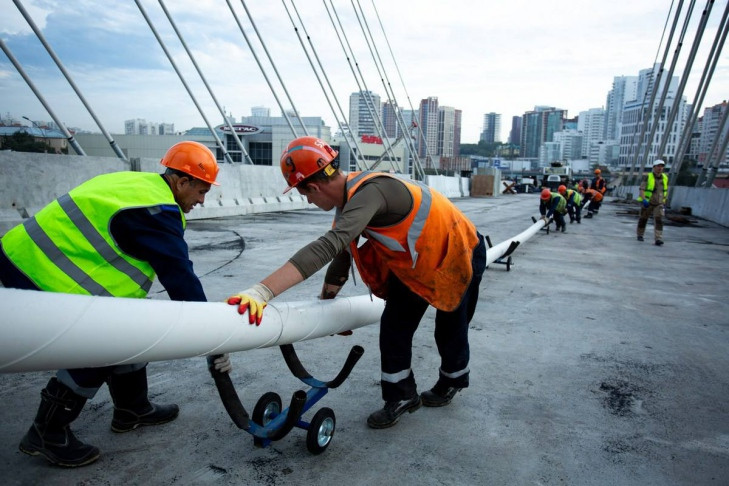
xmin=653 ymin=159 xmax=666 ymax=167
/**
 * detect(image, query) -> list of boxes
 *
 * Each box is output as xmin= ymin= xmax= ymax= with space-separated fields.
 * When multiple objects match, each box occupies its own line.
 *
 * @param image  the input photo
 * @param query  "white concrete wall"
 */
xmin=614 ymin=185 xmax=729 ymax=227
xmin=0 ymin=152 xmax=473 ymax=235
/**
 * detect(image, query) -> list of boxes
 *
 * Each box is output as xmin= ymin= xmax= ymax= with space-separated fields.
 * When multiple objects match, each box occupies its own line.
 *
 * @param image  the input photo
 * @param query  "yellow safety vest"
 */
xmin=644 ymin=172 xmax=668 ymax=201
xmin=1 ymin=172 xmax=183 ymax=297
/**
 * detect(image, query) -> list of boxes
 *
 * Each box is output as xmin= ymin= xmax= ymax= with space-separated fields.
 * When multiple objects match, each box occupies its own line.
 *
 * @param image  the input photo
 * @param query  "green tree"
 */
xmin=1 ymin=131 xmax=52 ymax=153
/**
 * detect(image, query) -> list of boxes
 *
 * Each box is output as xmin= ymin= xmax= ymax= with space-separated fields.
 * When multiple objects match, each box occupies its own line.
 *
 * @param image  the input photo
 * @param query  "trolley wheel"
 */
xmin=506 ymin=256 xmax=513 ymax=271
xmin=253 ymin=392 xmax=282 ymax=426
xmin=306 ymin=407 xmax=335 ymax=454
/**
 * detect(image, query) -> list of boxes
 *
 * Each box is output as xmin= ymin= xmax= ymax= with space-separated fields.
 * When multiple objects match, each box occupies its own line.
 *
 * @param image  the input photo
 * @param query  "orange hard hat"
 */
xmin=594 ymin=168 xmax=601 ymax=175
xmin=280 ymin=136 xmax=339 ymax=194
xmin=161 ymin=141 xmax=219 ymax=185
xmin=540 ymin=188 xmax=551 ymax=200
xmin=558 ymin=184 xmax=567 ymax=194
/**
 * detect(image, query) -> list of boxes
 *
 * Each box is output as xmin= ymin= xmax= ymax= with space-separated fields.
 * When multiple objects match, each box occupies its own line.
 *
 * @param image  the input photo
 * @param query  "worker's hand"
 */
xmin=213 ymin=353 xmax=232 ymax=373
xmin=227 ymin=283 xmax=274 ymax=326
xmin=320 ymin=283 xmax=342 ymax=300
xmin=642 ymin=199 xmax=650 ymax=208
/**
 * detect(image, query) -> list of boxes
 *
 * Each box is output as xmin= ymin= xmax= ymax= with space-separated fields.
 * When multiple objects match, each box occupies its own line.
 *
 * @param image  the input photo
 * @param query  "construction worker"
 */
xmin=637 ymin=159 xmax=669 ymax=246
xmin=558 ymin=184 xmax=582 ymax=223
xmin=581 ymin=187 xmax=604 ymax=218
xmin=539 ymin=188 xmax=568 ymax=232
xmin=226 ymin=136 xmax=486 ymax=429
xmin=0 ymin=141 xmax=220 ymax=467
xmin=586 ymin=168 xmax=607 ymax=217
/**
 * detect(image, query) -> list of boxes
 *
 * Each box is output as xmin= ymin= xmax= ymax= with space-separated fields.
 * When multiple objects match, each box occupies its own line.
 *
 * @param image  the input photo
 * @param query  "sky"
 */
xmin=1 ymin=0 xmax=727 ymax=143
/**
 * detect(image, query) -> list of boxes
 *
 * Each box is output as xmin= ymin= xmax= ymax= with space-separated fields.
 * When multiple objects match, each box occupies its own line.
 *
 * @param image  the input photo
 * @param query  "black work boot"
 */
xmin=366 ymin=395 xmax=421 ymax=429
xmin=108 ymin=367 xmax=179 ymax=433
xmin=421 ymin=382 xmax=462 ymax=407
xmin=19 ymin=377 xmax=100 ymax=467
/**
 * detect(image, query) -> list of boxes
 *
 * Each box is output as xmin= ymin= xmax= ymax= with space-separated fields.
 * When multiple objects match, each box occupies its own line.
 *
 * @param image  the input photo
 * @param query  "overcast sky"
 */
xmin=1 ymin=0 xmax=727 ymax=143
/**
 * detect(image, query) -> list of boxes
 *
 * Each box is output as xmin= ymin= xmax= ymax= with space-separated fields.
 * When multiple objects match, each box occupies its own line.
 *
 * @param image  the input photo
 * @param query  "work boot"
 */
xmin=560 ymin=225 xmax=566 ymax=233
xmin=585 ymin=213 xmax=593 ymax=219
xmin=421 ymin=382 xmax=462 ymax=407
xmin=108 ymin=368 xmax=179 ymax=433
xmin=366 ymin=395 xmax=421 ymax=429
xmin=19 ymin=377 xmax=100 ymax=468
xmin=655 ymin=239 xmax=664 ymax=246
xmin=637 ymin=235 xmax=644 ymax=241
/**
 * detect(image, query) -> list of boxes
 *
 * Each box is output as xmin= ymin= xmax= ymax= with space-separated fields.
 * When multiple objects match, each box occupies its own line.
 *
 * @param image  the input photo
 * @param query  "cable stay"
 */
xmin=134 ymin=0 xmax=234 ymax=164
xmin=13 ymin=0 xmax=127 ymax=161
xmin=158 ymin=0 xmax=253 ymax=164
xmin=369 ymin=0 xmax=427 ymax=177
xmin=288 ymin=0 xmax=370 ymax=168
xmin=231 ymin=0 xmax=303 ymax=137
xmin=281 ymin=0 xmax=369 ymax=171
xmin=322 ymin=1 xmax=400 ymax=171
xmin=671 ymin=3 xmax=727 ymax=189
xmin=0 ymin=38 xmax=86 ymax=156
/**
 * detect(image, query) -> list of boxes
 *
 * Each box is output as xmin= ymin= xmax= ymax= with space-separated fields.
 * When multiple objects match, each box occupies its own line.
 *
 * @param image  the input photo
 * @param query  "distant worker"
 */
xmin=226 ymin=136 xmax=486 ymax=430
xmin=581 ymin=188 xmax=604 ymax=218
xmin=637 ymin=159 xmax=669 ymax=246
xmin=0 ymin=141 xmax=220 ymax=467
xmin=539 ymin=188 xmax=567 ymax=232
xmin=585 ymin=169 xmax=607 ymax=218
xmin=558 ymin=184 xmax=582 ymax=224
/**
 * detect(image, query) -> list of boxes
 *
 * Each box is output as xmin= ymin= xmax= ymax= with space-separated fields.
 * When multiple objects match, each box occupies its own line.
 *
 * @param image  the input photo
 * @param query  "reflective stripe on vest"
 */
xmin=348 ymin=173 xmax=432 ymax=268
xmin=1 ymin=172 xmax=180 ymax=297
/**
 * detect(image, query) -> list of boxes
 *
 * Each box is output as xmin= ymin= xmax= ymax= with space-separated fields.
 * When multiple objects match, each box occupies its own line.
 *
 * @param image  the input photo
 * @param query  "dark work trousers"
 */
xmin=378 ymin=233 xmax=486 ymax=402
xmin=567 ymin=203 xmax=581 ymax=222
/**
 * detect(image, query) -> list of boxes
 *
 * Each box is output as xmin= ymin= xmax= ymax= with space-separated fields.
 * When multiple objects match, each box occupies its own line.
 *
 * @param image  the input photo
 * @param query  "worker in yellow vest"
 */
xmin=637 ymin=159 xmax=669 ymax=246
xmin=0 ymin=141 xmax=220 ymax=467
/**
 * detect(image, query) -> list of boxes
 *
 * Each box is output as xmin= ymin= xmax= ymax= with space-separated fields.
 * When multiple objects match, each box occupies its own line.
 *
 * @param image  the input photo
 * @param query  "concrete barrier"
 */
xmin=614 ymin=185 xmax=729 ymax=227
xmin=0 ymin=152 xmax=476 ymax=235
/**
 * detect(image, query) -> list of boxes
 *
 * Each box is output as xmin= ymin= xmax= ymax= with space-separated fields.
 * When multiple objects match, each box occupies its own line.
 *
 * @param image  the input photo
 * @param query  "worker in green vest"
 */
xmin=637 ymin=159 xmax=669 ymax=246
xmin=0 ymin=141 xmax=221 ymax=467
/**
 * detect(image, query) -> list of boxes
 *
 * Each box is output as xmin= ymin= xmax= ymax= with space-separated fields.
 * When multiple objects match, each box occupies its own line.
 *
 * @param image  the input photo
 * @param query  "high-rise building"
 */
xmin=418 ymin=96 xmax=439 ymax=163
xmin=520 ymin=106 xmax=566 ymax=160
xmin=124 ymin=118 xmax=174 ymax=135
xmin=438 ymin=106 xmax=457 ymax=157
xmin=349 ymin=90 xmax=381 ymax=137
xmin=509 ymin=116 xmax=521 ymax=145
xmin=553 ymin=130 xmax=584 ymax=161
xmin=382 ymin=100 xmax=399 ymax=138
xmin=697 ymin=101 xmax=729 ymax=166
xmin=618 ymin=66 xmax=685 ymax=167
xmin=480 ymin=112 xmax=501 ymax=143
xmin=578 ymin=108 xmax=605 ymax=158
xmin=604 ymin=76 xmax=638 ymax=141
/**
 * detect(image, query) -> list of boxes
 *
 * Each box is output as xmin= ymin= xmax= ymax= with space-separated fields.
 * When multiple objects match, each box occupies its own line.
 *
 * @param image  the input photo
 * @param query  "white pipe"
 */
xmin=0 ymin=289 xmax=384 ymax=373
xmin=485 ymin=219 xmax=546 ymax=266
xmin=0 ymin=220 xmax=545 ymax=374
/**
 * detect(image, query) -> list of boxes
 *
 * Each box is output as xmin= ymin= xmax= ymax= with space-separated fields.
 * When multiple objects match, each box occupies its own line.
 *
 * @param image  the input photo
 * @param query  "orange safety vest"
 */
xmin=343 ymin=172 xmax=479 ymax=311
xmin=584 ymin=188 xmax=603 ymax=202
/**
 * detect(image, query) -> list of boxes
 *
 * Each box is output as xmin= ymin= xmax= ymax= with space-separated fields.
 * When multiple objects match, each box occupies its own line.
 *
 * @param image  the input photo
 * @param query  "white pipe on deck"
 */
xmin=0 ymin=219 xmax=545 ymax=373
xmin=0 ymin=289 xmax=384 ymax=373
xmin=485 ymin=219 xmax=546 ymax=266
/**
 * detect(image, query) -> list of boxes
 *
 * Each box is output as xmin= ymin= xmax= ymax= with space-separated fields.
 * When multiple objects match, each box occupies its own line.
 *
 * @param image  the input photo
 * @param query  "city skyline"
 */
xmin=1 ymin=1 xmax=727 ymax=143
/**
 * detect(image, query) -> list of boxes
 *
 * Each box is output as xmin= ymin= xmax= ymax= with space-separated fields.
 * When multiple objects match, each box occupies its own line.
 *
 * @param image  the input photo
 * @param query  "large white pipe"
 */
xmin=0 ymin=289 xmax=384 ymax=373
xmin=485 ymin=219 xmax=546 ymax=266
xmin=0 ymin=220 xmax=545 ymax=374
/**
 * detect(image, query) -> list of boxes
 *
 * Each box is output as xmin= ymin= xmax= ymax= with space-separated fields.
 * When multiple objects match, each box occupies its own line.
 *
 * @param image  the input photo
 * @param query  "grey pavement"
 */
xmin=1 ymin=194 xmax=728 ymax=485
